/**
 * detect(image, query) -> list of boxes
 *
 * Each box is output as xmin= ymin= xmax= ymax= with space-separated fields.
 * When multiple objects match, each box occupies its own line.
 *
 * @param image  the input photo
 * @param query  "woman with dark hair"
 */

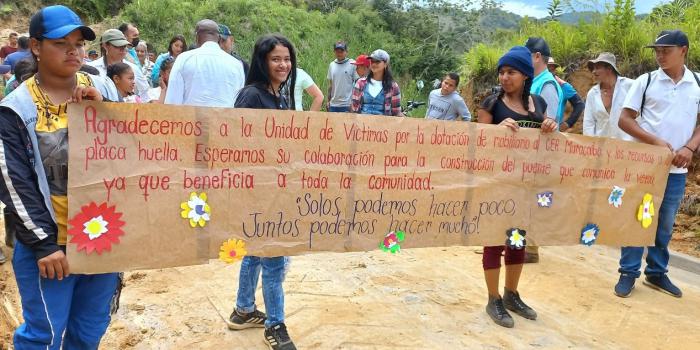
xmin=227 ymin=34 xmax=297 ymax=350
xmin=350 ymin=49 xmax=404 ymax=116
xmin=0 ymin=5 xmax=119 ymax=348
xmin=151 ymin=34 xmax=186 ymax=87
xmin=148 ymin=57 xmax=175 ymax=103
xmin=477 ymin=46 xmax=557 ymax=328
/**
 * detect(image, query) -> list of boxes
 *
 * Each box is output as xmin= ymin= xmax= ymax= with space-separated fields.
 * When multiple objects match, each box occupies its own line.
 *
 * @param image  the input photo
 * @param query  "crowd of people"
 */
xmin=0 ymin=4 xmax=698 ymax=350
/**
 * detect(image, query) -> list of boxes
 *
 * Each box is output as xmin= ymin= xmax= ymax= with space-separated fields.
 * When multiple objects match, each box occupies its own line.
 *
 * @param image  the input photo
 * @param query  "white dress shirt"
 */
xmin=623 ymin=66 xmax=700 ymax=174
xmin=87 ymin=57 xmax=152 ymax=102
xmin=582 ymin=76 xmax=633 ymax=139
xmin=164 ymin=41 xmax=245 ymax=107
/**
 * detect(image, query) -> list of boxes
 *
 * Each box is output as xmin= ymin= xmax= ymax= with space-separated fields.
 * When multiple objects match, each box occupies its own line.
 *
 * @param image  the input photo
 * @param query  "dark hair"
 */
xmin=367 ymin=59 xmax=395 ymax=93
xmin=9 ymin=32 xmax=17 ymax=38
xmin=79 ymin=64 xmax=100 ymax=75
xmin=489 ymin=73 xmax=533 ymax=119
xmin=160 ymin=57 xmax=175 ymax=73
xmin=168 ymin=35 xmax=187 ymax=55
xmin=146 ymin=42 xmax=155 ymax=55
xmin=118 ymin=23 xmax=130 ymax=34
xmin=14 ymin=58 xmax=35 ymax=83
xmin=18 ymin=36 xmax=29 ymax=50
xmin=106 ymin=62 xmax=132 ymax=81
xmin=445 ymin=72 xmax=460 ymax=87
xmin=247 ymin=34 xmax=297 ymax=110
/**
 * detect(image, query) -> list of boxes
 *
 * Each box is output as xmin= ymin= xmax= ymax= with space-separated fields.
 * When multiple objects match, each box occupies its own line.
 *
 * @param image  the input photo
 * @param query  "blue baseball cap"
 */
xmin=29 ymin=5 xmax=95 ymax=41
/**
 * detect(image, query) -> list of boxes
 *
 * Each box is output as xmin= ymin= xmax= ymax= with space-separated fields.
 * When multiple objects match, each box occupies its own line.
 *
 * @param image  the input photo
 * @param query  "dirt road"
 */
xmin=3 ymin=244 xmax=700 ymax=350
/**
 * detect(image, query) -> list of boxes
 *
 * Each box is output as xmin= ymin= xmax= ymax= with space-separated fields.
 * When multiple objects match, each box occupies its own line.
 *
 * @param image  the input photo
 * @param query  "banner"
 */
xmin=67 ymin=102 xmax=672 ymax=273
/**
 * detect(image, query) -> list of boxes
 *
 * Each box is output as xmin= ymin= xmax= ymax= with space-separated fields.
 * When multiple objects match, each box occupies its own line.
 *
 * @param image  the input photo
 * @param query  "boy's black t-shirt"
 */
xmin=480 ymin=94 xmax=547 ymax=127
xmin=235 ymin=85 xmax=289 ymax=110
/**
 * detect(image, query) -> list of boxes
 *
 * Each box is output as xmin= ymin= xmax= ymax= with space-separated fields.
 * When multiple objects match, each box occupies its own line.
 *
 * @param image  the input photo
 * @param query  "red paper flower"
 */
xmin=67 ymin=202 xmax=125 ymax=255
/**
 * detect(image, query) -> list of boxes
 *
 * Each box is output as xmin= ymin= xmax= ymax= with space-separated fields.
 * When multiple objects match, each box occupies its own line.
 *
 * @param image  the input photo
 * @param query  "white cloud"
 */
xmin=500 ymin=1 xmax=548 ymax=19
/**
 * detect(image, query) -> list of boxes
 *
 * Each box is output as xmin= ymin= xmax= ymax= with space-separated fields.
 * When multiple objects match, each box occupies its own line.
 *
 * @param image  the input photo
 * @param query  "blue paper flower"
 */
xmin=580 ymin=224 xmax=600 ymax=246
xmin=537 ymin=191 xmax=553 ymax=208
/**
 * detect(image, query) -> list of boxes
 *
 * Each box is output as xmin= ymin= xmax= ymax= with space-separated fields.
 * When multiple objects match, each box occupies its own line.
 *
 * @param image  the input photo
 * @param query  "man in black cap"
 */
xmin=525 ymin=37 xmax=564 ymax=126
xmin=327 ymin=40 xmax=358 ymax=112
xmin=616 ymin=29 xmax=700 ymax=299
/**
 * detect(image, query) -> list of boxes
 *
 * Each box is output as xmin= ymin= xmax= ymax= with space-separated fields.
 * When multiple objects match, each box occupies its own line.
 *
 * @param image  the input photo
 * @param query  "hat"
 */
xmin=497 ymin=46 xmax=534 ymax=79
xmin=87 ymin=49 xmax=98 ymax=55
xmin=334 ymin=41 xmax=347 ymax=51
xmin=352 ymin=54 xmax=370 ymax=67
xmin=524 ymin=37 xmax=551 ymax=57
xmin=646 ymin=30 xmax=689 ymax=48
xmin=29 ymin=5 xmax=95 ymax=41
xmin=587 ymin=52 xmax=620 ymax=75
xmin=195 ymin=19 xmax=219 ymax=34
xmin=218 ymin=24 xmax=231 ymax=38
xmin=547 ymin=57 xmax=559 ymax=67
xmin=101 ymin=29 xmax=129 ymax=46
xmin=0 ymin=65 xmax=9 ymax=74
xmin=369 ymin=49 xmax=390 ymax=63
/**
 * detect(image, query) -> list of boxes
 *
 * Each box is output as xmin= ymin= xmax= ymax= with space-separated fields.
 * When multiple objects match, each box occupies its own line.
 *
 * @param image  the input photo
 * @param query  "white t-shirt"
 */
xmin=366 ymin=79 xmax=383 ymax=97
xmin=622 ymin=66 xmax=700 ymax=174
xmin=294 ymin=68 xmax=315 ymax=111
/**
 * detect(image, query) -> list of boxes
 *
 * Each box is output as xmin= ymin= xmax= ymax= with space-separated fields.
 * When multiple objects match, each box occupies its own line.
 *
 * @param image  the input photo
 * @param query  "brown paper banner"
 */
xmin=66 ymin=102 xmax=671 ymax=273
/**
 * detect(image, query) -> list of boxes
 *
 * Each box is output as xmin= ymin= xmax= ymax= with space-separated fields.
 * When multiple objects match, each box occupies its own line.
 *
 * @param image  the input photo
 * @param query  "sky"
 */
xmin=499 ymin=0 xmax=674 ymax=18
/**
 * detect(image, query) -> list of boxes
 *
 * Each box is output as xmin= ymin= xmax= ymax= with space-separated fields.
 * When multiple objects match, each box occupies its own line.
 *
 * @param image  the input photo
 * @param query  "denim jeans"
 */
xmin=619 ymin=173 xmax=686 ymax=278
xmin=329 ymin=105 xmax=351 ymax=113
xmin=236 ymin=256 xmax=289 ymax=328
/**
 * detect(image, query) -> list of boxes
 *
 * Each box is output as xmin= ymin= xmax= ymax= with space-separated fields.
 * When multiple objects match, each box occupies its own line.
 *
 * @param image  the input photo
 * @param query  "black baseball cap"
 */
xmin=646 ymin=30 xmax=689 ymax=48
xmin=524 ymin=37 xmax=551 ymax=57
xmin=334 ymin=41 xmax=347 ymax=50
xmin=29 ymin=5 xmax=95 ymax=41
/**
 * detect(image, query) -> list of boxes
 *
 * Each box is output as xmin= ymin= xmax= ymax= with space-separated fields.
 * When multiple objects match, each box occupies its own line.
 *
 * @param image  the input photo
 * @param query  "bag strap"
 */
xmin=639 ymin=72 xmax=654 ymax=117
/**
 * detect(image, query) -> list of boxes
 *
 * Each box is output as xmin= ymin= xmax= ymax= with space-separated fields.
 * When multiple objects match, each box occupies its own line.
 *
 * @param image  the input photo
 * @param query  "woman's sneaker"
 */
xmin=227 ymin=308 xmax=267 ymax=330
xmin=503 ymin=288 xmax=537 ymax=320
xmin=264 ymin=323 xmax=297 ymax=350
xmin=486 ymin=296 xmax=514 ymax=328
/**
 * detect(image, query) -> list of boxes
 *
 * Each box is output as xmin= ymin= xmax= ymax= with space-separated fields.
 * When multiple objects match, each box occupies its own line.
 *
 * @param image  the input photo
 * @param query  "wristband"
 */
xmin=683 ymin=145 xmax=696 ymax=153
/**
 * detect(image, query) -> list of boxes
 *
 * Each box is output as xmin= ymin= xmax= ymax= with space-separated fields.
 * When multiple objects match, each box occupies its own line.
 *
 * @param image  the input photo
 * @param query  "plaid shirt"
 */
xmin=351 ymin=77 xmax=402 ymax=116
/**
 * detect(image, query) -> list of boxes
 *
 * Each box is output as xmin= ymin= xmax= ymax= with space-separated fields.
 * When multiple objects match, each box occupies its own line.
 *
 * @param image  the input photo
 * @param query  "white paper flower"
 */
xmin=83 ymin=215 xmax=108 ymax=240
xmin=180 ymin=192 xmax=211 ymax=228
xmin=537 ymin=192 xmax=553 ymax=208
xmin=608 ymin=186 xmax=625 ymax=208
xmin=580 ymin=224 xmax=600 ymax=246
xmin=506 ymin=228 xmax=526 ymax=249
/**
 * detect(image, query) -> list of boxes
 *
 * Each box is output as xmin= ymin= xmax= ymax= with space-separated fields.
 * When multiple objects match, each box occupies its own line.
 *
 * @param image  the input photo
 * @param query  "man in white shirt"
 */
xmin=165 ymin=19 xmax=244 ymax=107
xmin=326 ymin=41 xmax=358 ymax=112
xmin=616 ymin=30 xmax=700 ymax=299
xmin=582 ymin=52 xmax=633 ymax=139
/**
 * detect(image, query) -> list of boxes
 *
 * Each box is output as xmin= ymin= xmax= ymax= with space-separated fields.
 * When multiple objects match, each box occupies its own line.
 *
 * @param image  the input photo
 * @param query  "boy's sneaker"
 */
xmin=502 ymin=288 xmax=537 ymax=320
xmin=614 ymin=274 xmax=636 ymax=298
xmin=227 ymin=308 xmax=266 ymax=330
xmin=485 ymin=295 xmax=514 ymax=328
xmin=264 ymin=323 xmax=297 ymax=350
xmin=643 ymin=274 xmax=682 ymax=298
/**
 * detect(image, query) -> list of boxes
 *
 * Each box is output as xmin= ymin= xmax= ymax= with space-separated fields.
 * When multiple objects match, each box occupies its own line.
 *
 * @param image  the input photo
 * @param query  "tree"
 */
xmin=547 ymin=0 xmax=565 ymax=21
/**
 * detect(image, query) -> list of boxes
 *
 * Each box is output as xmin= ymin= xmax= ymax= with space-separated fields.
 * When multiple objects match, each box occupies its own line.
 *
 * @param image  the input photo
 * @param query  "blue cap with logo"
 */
xmin=29 ymin=5 xmax=95 ymax=41
xmin=646 ymin=30 xmax=689 ymax=48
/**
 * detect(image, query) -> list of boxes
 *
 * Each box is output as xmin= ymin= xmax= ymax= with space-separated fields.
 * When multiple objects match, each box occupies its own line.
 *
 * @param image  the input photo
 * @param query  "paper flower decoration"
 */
xmin=637 ymin=193 xmax=654 ymax=228
xmin=219 ymin=239 xmax=247 ymax=263
xmin=67 ymin=202 xmax=125 ymax=254
xmin=608 ymin=186 xmax=626 ymax=208
xmin=379 ymin=231 xmax=405 ymax=253
xmin=180 ymin=192 xmax=211 ymax=228
xmin=536 ymin=192 xmax=553 ymax=208
xmin=506 ymin=228 xmax=526 ymax=249
xmin=580 ymin=223 xmax=600 ymax=246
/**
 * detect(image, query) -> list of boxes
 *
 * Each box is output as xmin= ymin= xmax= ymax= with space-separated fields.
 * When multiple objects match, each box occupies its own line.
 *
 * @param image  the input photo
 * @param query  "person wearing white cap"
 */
xmin=350 ymin=49 xmax=404 ymax=116
xmin=164 ymin=19 xmax=245 ymax=107
xmin=87 ymin=28 xmax=152 ymax=102
xmin=582 ymin=52 xmax=633 ymax=139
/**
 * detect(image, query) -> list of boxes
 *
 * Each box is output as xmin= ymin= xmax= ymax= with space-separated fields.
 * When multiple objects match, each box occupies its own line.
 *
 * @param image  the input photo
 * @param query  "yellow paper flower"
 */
xmin=180 ymin=192 xmax=211 ymax=228
xmin=637 ymin=193 xmax=654 ymax=228
xmin=219 ymin=239 xmax=247 ymax=263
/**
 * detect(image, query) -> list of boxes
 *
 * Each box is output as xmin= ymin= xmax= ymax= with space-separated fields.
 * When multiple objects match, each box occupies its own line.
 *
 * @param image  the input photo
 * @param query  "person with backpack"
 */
xmin=616 ymin=30 xmax=700 ymax=299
